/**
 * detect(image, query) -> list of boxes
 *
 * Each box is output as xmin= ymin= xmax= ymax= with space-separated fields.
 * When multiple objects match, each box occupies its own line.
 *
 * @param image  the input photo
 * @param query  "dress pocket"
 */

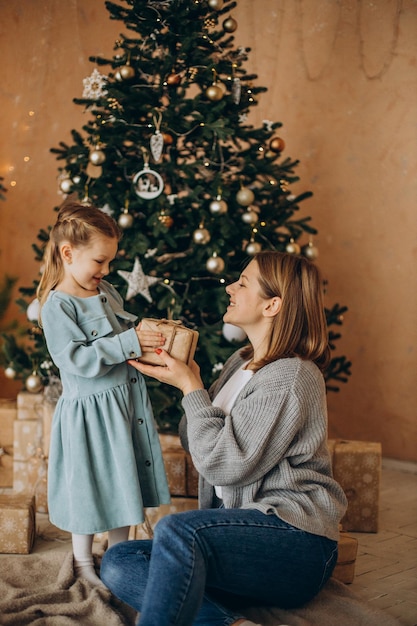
xmin=79 ymin=315 xmax=113 ymax=342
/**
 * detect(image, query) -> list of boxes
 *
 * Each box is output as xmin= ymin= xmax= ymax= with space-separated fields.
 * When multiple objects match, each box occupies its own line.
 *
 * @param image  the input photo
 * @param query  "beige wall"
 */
xmin=0 ymin=0 xmax=416 ymax=461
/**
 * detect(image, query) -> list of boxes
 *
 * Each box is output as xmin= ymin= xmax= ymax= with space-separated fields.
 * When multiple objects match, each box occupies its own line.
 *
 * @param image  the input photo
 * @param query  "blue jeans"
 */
xmin=101 ymin=507 xmax=338 ymax=626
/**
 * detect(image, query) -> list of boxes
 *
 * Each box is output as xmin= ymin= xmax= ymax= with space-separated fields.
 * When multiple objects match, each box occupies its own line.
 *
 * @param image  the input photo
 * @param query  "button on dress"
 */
xmin=41 ymin=280 xmax=170 ymax=534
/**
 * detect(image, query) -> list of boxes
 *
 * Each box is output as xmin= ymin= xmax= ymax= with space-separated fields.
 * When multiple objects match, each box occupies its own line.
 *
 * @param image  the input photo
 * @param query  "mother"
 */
xmin=101 ymin=250 xmax=347 ymax=626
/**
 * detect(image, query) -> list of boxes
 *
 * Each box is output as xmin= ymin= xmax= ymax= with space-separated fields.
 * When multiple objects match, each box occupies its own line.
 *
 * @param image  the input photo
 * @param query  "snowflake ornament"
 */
xmin=82 ymin=68 xmax=108 ymax=99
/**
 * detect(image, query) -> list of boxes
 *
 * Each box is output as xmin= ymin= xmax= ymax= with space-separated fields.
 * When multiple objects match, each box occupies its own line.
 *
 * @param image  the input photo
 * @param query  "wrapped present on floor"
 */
xmin=0 ymin=399 xmax=16 ymax=488
xmin=13 ymin=419 xmax=48 ymax=513
xmin=333 ymin=531 xmax=359 ymax=584
xmin=0 ymin=494 xmax=36 ymax=554
xmin=16 ymin=391 xmax=44 ymax=421
xmin=132 ymin=498 xmax=199 ymax=540
xmin=159 ymin=434 xmax=199 ymax=498
xmin=328 ymin=439 xmax=382 ymax=533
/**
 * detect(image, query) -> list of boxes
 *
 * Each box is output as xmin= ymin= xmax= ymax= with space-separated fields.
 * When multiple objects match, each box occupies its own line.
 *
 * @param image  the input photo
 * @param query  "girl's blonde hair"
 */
xmin=37 ymin=202 xmax=121 ymax=310
xmin=241 ymin=250 xmax=330 ymax=371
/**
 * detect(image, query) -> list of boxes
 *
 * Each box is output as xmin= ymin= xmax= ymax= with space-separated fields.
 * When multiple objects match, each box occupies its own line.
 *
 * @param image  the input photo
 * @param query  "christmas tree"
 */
xmin=1 ymin=0 xmax=351 ymax=431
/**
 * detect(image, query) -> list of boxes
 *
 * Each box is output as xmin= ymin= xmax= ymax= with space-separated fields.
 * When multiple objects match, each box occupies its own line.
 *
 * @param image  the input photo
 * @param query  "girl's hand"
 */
xmin=136 ymin=328 xmax=166 ymax=354
xmin=128 ymin=349 xmax=204 ymax=396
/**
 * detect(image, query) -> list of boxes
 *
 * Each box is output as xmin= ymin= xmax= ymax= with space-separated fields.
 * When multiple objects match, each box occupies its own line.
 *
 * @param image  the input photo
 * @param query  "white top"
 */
xmin=212 ymin=362 xmax=253 ymax=499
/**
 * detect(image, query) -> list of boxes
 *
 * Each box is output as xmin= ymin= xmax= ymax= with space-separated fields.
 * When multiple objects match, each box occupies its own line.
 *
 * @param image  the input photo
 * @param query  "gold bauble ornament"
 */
xmin=208 ymin=0 xmax=223 ymax=9
xmin=158 ymin=213 xmax=174 ymax=228
xmin=89 ymin=148 xmax=106 ymax=165
xmin=162 ymin=132 xmax=173 ymax=145
xmin=205 ymin=84 xmax=223 ymax=101
xmin=119 ymin=64 xmax=135 ymax=80
xmin=206 ymin=254 xmax=225 ymax=274
xmin=269 ymin=136 xmax=286 ymax=153
xmin=25 ymin=372 xmax=43 ymax=393
xmin=193 ymin=227 xmax=211 ymax=245
xmin=118 ymin=211 xmax=134 ymax=229
xmin=209 ymin=198 xmax=228 ymax=215
xmin=4 ymin=365 xmax=16 ymax=379
xmin=286 ymin=239 xmax=301 ymax=255
xmin=241 ymin=209 xmax=258 ymax=224
xmin=236 ymin=187 xmax=255 ymax=206
xmin=302 ymin=242 xmax=319 ymax=260
xmin=223 ymin=16 xmax=238 ymax=32
xmin=246 ymin=241 xmax=262 ymax=255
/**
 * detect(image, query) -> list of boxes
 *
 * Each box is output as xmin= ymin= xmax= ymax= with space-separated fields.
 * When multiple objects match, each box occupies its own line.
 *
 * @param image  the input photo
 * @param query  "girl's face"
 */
xmin=59 ymin=235 xmax=118 ymax=297
xmin=224 ymin=260 xmax=268 ymax=332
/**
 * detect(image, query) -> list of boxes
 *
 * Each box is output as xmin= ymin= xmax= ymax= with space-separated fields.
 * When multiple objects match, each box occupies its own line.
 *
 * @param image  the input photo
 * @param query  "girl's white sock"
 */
xmin=107 ymin=525 xmax=130 ymax=547
xmin=72 ymin=533 xmax=105 ymax=587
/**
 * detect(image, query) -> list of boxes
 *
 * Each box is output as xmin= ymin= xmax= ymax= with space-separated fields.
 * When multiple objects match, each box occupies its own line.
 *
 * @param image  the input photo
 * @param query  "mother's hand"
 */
xmin=128 ymin=349 xmax=204 ymax=396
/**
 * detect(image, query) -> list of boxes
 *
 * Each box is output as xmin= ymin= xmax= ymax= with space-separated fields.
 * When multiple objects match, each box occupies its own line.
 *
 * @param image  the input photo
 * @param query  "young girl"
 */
xmin=101 ymin=251 xmax=348 ymax=626
xmin=37 ymin=202 xmax=170 ymax=586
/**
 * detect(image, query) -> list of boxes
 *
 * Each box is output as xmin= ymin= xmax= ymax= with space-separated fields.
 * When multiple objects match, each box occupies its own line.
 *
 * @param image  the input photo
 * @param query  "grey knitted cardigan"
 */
xmin=180 ymin=350 xmax=347 ymax=542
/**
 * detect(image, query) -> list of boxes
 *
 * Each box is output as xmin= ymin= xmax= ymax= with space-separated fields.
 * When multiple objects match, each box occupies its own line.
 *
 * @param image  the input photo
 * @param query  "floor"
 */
xmin=24 ymin=461 xmax=417 ymax=626
xmin=348 ymin=460 xmax=417 ymax=626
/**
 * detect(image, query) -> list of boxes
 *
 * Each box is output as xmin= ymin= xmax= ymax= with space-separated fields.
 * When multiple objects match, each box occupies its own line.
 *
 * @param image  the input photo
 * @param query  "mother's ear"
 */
xmin=263 ymin=296 xmax=282 ymax=318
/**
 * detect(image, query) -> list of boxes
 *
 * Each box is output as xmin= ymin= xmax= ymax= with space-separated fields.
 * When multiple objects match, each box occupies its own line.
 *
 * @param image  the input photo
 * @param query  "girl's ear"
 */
xmin=263 ymin=296 xmax=282 ymax=318
xmin=60 ymin=243 xmax=72 ymax=264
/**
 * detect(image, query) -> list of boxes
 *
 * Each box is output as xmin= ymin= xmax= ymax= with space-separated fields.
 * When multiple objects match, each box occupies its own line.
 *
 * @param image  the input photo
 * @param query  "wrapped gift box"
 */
xmin=333 ymin=532 xmax=359 ymax=584
xmin=16 ymin=391 xmax=44 ymax=420
xmin=0 ymin=494 xmax=36 ymax=554
xmin=0 ymin=399 xmax=16 ymax=487
xmin=132 ymin=498 xmax=199 ymax=540
xmin=13 ymin=419 xmax=48 ymax=513
xmin=159 ymin=434 xmax=199 ymax=498
xmin=328 ymin=439 xmax=381 ymax=533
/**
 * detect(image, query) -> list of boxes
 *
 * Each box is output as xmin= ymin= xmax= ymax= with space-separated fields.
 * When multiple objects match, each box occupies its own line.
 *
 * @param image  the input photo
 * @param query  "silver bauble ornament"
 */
xmin=118 ymin=211 xmax=134 ymax=229
xmin=4 ymin=366 xmax=16 ymax=379
xmin=208 ymin=0 xmax=223 ymax=8
xmin=246 ymin=241 xmax=262 ymax=255
xmin=60 ymin=178 xmax=72 ymax=193
xmin=303 ymin=242 xmax=319 ymax=260
xmin=222 ymin=323 xmax=247 ymax=343
xmin=25 ymin=372 xmax=43 ymax=393
xmin=209 ymin=198 xmax=228 ymax=215
xmin=193 ymin=227 xmax=211 ymax=245
xmin=89 ymin=148 xmax=106 ymax=165
xmin=286 ymin=239 xmax=301 ymax=255
xmin=223 ymin=16 xmax=238 ymax=32
xmin=241 ymin=209 xmax=258 ymax=224
xmin=206 ymin=254 xmax=225 ymax=274
xmin=205 ymin=84 xmax=224 ymax=102
xmin=236 ymin=187 xmax=255 ymax=206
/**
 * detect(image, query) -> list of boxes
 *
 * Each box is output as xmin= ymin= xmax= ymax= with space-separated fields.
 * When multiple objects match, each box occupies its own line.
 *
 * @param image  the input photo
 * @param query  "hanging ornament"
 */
xmin=193 ymin=226 xmax=211 ymax=245
xmin=27 ymin=298 xmax=40 ymax=323
xmin=208 ymin=0 xmax=223 ymax=9
xmin=166 ymin=71 xmax=182 ymax=86
xmin=4 ymin=365 xmax=16 ymax=379
xmin=236 ymin=186 xmax=255 ymax=206
xmin=222 ymin=323 xmax=247 ymax=343
xmin=115 ymin=63 xmax=135 ymax=81
xmin=25 ymin=371 xmax=43 ymax=393
xmin=59 ymin=176 xmax=72 ymax=194
xmin=232 ymin=77 xmax=242 ymax=105
xmin=133 ymin=149 xmax=164 ymax=200
xmin=302 ymin=240 xmax=319 ymax=260
xmin=117 ymin=257 xmax=160 ymax=302
xmin=89 ymin=146 xmax=106 ymax=165
xmin=118 ymin=197 xmax=133 ymax=229
xmin=158 ymin=211 xmax=174 ymax=228
xmin=205 ymin=68 xmax=224 ymax=102
xmin=82 ymin=68 xmax=108 ymax=99
xmin=150 ymin=112 xmax=164 ymax=162
xmin=206 ymin=253 xmax=225 ymax=274
xmin=223 ymin=16 xmax=238 ymax=32
xmin=269 ymin=136 xmax=286 ymax=153
xmin=241 ymin=209 xmax=259 ymax=224
xmin=286 ymin=238 xmax=301 ymax=255
xmin=209 ymin=195 xmax=228 ymax=215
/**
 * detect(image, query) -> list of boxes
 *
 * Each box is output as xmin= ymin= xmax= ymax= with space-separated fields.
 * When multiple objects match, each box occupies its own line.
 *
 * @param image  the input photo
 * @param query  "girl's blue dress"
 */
xmin=41 ymin=280 xmax=170 ymax=534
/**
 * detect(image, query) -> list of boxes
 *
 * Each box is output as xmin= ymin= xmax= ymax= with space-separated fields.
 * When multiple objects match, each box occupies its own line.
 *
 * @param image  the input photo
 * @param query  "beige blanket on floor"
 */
xmin=0 ymin=550 xmax=400 ymax=626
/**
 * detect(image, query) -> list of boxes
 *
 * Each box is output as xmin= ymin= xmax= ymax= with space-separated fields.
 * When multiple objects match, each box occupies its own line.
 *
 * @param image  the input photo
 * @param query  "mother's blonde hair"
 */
xmin=241 ymin=251 xmax=330 ymax=371
xmin=37 ymin=202 xmax=121 ymax=310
